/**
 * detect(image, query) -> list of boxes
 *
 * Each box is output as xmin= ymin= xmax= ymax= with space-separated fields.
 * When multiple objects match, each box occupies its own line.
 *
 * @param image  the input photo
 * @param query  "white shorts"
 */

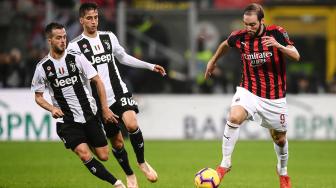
xmin=231 ymin=87 xmax=288 ymax=132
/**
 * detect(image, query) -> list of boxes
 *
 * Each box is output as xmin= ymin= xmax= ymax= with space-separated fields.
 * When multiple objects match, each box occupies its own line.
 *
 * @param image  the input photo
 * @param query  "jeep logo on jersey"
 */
xmin=91 ymin=53 xmax=112 ymax=65
xmin=53 ymin=75 xmax=78 ymax=88
xmin=243 ymin=52 xmax=273 ymax=67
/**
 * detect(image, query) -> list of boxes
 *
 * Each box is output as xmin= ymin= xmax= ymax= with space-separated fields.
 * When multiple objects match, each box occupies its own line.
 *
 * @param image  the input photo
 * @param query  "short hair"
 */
xmin=79 ymin=2 xmax=98 ymax=17
xmin=45 ymin=22 xmax=64 ymax=38
xmin=243 ymin=3 xmax=264 ymax=21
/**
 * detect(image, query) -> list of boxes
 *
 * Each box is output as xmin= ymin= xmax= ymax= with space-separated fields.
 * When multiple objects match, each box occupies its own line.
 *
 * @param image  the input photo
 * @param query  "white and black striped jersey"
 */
xmin=68 ymin=31 xmax=154 ymax=107
xmin=31 ymin=50 xmax=98 ymax=123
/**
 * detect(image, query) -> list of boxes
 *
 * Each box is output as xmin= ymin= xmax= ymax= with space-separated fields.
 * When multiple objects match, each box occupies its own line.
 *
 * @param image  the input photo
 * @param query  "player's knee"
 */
xmin=75 ymin=147 xmax=92 ymax=162
xmin=112 ymin=138 xmax=124 ymax=149
xmin=125 ymin=120 xmax=139 ymax=132
xmin=96 ymin=148 xmax=109 ymax=161
xmin=274 ymin=136 xmax=286 ymax=147
xmin=228 ymin=114 xmax=244 ymax=125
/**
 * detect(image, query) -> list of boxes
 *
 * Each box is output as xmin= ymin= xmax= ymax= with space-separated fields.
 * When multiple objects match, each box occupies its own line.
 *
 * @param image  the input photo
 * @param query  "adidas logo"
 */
xmin=84 ymin=48 xmax=90 ymax=53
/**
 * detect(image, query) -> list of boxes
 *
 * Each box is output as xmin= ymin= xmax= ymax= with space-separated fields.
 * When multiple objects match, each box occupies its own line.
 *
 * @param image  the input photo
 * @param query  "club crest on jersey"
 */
xmin=103 ymin=39 xmax=111 ymax=50
xmin=69 ymin=62 xmax=76 ymax=72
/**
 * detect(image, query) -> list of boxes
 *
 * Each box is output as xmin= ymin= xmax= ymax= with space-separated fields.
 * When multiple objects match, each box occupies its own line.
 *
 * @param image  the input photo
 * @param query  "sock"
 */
xmin=220 ymin=121 xmax=240 ymax=168
xmin=84 ymin=157 xmax=117 ymax=185
xmin=112 ymin=146 xmax=134 ymax=175
xmin=129 ymin=128 xmax=145 ymax=163
xmin=274 ymin=139 xmax=289 ymax=176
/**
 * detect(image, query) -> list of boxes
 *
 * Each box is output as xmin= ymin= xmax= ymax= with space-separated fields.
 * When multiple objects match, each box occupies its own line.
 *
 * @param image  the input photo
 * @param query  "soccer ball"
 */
xmin=194 ymin=167 xmax=220 ymax=188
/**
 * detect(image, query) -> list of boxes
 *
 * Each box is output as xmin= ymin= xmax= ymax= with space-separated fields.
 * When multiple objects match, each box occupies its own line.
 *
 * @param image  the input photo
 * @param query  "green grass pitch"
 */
xmin=0 ymin=140 xmax=335 ymax=188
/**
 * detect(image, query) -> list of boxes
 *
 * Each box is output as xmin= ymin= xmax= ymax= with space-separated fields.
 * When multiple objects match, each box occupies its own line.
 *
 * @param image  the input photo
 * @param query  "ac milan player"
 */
xmin=205 ymin=3 xmax=300 ymax=188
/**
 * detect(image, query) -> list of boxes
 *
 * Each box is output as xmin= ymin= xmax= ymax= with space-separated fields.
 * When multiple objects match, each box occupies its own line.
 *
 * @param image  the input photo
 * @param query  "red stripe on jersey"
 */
xmin=245 ymin=35 xmax=258 ymax=95
xmin=254 ymin=39 xmax=266 ymax=98
xmin=273 ymin=45 xmax=284 ymax=97
xmin=263 ymin=40 xmax=275 ymax=99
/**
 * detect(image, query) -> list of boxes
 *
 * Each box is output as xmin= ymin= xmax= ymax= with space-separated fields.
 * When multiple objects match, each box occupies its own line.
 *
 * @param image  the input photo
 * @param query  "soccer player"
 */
xmin=205 ymin=3 xmax=300 ymax=188
xmin=68 ymin=3 xmax=166 ymax=188
xmin=31 ymin=22 xmax=126 ymax=188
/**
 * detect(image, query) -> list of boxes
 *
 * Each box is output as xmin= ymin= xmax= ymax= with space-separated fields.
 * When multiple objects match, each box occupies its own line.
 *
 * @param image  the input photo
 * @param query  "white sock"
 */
xmin=274 ymin=139 xmax=289 ymax=176
xmin=220 ymin=121 xmax=240 ymax=168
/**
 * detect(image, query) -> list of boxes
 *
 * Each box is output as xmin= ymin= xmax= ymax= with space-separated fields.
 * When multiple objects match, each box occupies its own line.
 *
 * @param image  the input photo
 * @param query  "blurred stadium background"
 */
xmin=0 ymin=0 xmax=335 ymax=188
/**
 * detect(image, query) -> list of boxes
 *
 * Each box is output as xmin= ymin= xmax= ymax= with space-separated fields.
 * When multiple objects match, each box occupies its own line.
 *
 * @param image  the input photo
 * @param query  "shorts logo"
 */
xmin=235 ymin=97 xmax=240 ymax=102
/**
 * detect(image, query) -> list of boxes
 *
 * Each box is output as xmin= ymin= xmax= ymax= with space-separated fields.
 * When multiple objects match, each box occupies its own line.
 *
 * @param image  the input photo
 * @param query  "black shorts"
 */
xmin=103 ymin=92 xmax=139 ymax=138
xmin=56 ymin=116 xmax=108 ymax=150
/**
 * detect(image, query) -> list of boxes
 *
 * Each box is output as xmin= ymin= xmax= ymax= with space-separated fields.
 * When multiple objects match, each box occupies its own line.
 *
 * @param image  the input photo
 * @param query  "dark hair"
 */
xmin=243 ymin=3 xmax=264 ymax=21
xmin=45 ymin=22 xmax=64 ymax=38
xmin=79 ymin=2 xmax=98 ymax=17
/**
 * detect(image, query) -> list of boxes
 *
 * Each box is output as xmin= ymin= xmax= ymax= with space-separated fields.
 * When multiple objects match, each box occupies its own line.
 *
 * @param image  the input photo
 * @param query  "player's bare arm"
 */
xmin=262 ymin=36 xmax=300 ymax=61
xmin=153 ymin=64 xmax=166 ymax=76
xmin=205 ymin=40 xmax=230 ymax=79
xmin=90 ymin=75 xmax=119 ymax=123
xmin=35 ymin=92 xmax=64 ymax=118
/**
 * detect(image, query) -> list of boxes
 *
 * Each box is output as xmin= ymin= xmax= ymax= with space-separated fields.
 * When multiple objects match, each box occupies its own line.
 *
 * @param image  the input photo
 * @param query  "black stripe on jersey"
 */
xmin=75 ymin=38 xmax=101 ymax=111
xmin=99 ymin=34 xmax=124 ymax=98
xmin=249 ymin=38 xmax=261 ymax=96
xmin=258 ymin=37 xmax=270 ymax=98
xmin=65 ymin=54 xmax=95 ymax=122
xmin=77 ymin=38 xmax=96 ymax=68
xmin=42 ymin=60 xmax=74 ymax=122
xmin=241 ymin=35 xmax=252 ymax=91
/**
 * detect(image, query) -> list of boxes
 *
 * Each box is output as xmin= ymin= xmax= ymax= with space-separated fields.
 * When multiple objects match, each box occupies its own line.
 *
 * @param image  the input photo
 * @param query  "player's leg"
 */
xmin=270 ymin=130 xmax=291 ymax=188
xmin=217 ymin=87 xmax=254 ymax=181
xmin=103 ymin=119 xmax=135 ymax=175
xmin=110 ymin=131 xmax=138 ymax=188
xmin=84 ymin=117 xmax=126 ymax=187
xmin=122 ymin=110 xmax=158 ymax=183
xmin=56 ymin=122 xmax=125 ymax=187
xmin=217 ymin=105 xmax=247 ymax=180
xmin=259 ymin=97 xmax=291 ymax=188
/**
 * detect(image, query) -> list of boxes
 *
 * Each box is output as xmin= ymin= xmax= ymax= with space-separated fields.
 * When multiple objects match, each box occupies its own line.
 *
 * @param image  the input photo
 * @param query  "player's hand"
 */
xmin=153 ymin=65 xmax=166 ymax=76
xmin=102 ymin=107 xmax=119 ymax=124
xmin=262 ymin=36 xmax=282 ymax=48
xmin=51 ymin=107 xmax=64 ymax=119
xmin=204 ymin=61 xmax=216 ymax=79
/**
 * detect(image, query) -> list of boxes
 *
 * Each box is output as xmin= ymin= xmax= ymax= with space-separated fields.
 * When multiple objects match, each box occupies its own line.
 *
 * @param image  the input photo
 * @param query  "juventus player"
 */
xmin=205 ymin=3 xmax=300 ymax=188
xmin=31 ymin=23 xmax=126 ymax=188
xmin=68 ymin=3 xmax=166 ymax=188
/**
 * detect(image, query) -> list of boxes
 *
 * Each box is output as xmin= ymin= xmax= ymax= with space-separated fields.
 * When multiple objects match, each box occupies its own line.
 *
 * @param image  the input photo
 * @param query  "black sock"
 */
xmin=129 ymin=128 xmax=145 ymax=163
xmin=84 ymin=157 xmax=117 ymax=185
xmin=112 ymin=146 xmax=134 ymax=175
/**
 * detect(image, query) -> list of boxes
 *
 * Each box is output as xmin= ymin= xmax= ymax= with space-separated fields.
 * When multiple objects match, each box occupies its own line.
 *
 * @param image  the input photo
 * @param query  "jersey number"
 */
xmin=120 ymin=97 xmax=136 ymax=106
xmin=280 ymin=114 xmax=286 ymax=125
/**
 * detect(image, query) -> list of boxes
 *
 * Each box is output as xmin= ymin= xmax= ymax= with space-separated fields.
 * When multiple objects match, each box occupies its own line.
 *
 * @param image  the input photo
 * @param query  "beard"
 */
xmin=53 ymin=45 xmax=65 ymax=54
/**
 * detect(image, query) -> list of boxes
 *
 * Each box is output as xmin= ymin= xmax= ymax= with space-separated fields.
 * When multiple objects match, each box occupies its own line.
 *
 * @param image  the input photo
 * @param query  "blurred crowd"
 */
xmin=0 ymin=0 xmax=335 ymax=94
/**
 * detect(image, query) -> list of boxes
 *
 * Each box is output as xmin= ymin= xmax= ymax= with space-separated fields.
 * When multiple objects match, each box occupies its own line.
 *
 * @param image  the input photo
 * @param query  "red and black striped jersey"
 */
xmin=227 ymin=25 xmax=294 ymax=99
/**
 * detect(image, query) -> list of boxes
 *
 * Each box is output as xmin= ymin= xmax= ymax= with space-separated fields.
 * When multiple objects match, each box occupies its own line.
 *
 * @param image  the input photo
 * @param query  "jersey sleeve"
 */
xmin=67 ymin=42 xmax=81 ymax=52
xmin=227 ymin=31 xmax=240 ymax=48
xmin=109 ymin=32 xmax=155 ymax=70
xmin=76 ymin=54 xmax=98 ymax=80
xmin=31 ymin=65 xmax=46 ymax=93
xmin=275 ymin=26 xmax=294 ymax=46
